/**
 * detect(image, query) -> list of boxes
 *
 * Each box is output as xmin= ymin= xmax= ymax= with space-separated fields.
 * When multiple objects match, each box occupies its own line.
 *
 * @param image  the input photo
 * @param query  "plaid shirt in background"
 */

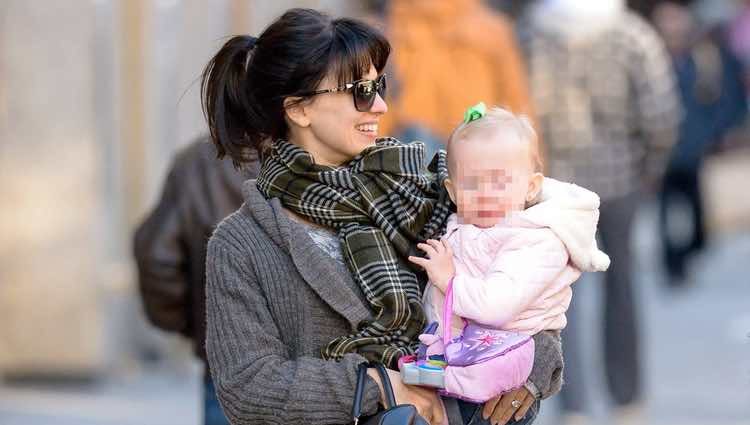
xmin=518 ymin=11 xmax=681 ymax=201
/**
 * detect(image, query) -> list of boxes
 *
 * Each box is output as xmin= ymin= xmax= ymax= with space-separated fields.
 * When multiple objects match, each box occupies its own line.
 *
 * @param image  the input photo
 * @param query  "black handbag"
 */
xmin=352 ymin=361 xmax=430 ymax=425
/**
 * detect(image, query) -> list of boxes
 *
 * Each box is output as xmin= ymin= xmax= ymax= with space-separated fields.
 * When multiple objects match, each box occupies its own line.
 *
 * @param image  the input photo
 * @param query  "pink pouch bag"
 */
xmin=438 ymin=279 xmax=535 ymax=402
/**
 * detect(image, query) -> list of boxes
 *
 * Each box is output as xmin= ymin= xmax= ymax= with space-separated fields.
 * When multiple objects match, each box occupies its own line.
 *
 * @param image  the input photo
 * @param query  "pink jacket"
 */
xmin=424 ymin=178 xmax=610 ymax=338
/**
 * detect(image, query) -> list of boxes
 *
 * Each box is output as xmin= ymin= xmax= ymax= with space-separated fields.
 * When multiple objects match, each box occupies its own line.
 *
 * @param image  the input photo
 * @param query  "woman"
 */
xmin=201 ymin=8 xmax=563 ymax=425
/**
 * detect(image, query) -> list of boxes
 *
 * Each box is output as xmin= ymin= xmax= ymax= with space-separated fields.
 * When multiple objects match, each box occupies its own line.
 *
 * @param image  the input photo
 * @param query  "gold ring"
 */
xmin=511 ymin=399 xmax=521 ymax=409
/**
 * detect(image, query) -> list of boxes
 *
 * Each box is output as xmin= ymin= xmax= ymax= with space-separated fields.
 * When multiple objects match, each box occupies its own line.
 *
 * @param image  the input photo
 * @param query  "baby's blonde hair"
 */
xmin=447 ymin=106 xmax=543 ymax=175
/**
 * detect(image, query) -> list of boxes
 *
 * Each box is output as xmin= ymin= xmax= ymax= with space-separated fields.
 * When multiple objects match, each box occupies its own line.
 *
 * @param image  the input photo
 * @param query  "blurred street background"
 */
xmin=1 ymin=1 xmax=748 ymax=424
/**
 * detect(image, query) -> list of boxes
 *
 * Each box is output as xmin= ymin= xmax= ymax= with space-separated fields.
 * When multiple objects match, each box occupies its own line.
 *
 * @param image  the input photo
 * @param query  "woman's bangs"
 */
xmin=329 ymin=19 xmax=390 ymax=85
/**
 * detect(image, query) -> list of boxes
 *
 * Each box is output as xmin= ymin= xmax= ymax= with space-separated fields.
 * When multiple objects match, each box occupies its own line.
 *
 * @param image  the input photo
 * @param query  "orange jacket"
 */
xmin=380 ymin=0 xmax=535 ymax=140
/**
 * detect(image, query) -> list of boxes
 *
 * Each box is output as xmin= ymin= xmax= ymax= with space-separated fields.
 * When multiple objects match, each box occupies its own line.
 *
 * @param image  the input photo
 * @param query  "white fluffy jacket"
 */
xmin=424 ymin=178 xmax=610 ymax=337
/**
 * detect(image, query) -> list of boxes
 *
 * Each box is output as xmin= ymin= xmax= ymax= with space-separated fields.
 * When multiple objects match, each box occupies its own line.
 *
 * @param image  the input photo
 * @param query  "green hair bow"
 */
xmin=463 ymin=102 xmax=487 ymax=124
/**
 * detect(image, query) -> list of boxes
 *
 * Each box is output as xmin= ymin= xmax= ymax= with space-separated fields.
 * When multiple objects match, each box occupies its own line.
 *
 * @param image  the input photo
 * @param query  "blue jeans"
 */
xmin=204 ymin=376 xmax=231 ymax=425
xmin=457 ymin=399 xmax=540 ymax=425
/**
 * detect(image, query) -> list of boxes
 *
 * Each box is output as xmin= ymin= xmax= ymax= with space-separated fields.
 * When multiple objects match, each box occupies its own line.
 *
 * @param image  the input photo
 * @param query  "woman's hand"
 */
xmin=367 ymin=368 xmax=445 ymax=424
xmin=481 ymin=386 xmax=535 ymax=425
xmin=408 ymin=239 xmax=455 ymax=292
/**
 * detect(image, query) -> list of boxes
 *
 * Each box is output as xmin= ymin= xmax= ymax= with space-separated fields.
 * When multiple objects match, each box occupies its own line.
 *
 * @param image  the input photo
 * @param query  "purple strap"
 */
xmin=442 ymin=277 xmax=469 ymax=346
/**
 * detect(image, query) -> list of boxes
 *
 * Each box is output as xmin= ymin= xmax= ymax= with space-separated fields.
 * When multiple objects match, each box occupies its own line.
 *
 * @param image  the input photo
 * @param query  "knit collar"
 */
xmin=242 ymin=180 xmax=372 ymax=330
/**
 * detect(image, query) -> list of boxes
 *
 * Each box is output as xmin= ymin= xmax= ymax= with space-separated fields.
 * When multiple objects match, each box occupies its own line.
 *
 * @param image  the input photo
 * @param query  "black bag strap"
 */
xmin=352 ymin=361 xmax=397 ymax=423
xmin=353 ymin=363 xmax=368 ymax=422
xmin=370 ymin=362 xmax=397 ymax=407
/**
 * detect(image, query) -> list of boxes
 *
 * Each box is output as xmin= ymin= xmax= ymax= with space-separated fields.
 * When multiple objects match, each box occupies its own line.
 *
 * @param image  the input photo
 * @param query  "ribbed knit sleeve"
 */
xmin=527 ymin=330 xmax=564 ymax=400
xmin=205 ymin=232 xmax=381 ymax=424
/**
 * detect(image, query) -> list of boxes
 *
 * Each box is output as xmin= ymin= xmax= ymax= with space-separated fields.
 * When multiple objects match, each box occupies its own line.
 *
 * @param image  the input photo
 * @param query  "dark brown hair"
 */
xmin=200 ymin=8 xmax=390 ymax=165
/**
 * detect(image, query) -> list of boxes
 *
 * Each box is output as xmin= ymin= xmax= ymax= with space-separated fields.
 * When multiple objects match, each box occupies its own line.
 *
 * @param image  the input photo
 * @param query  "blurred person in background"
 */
xmin=517 ymin=0 xmax=681 ymax=423
xmin=133 ymin=137 xmax=258 ymax=425
xmin=728 ymin=0 xmax=750 ymax=100
xmin=380 ymin=0 xmax=535 ymax=164
xmin=651 ymin=1 xmax=747 ymax=287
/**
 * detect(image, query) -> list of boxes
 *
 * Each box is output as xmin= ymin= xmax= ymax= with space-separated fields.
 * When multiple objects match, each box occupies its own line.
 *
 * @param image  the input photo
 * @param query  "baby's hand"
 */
xmin=408 ymin=239 xmax=455 ymax=292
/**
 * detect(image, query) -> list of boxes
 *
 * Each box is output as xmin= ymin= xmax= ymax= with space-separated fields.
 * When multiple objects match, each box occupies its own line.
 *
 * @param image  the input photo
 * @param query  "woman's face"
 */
xmin=293 ymin=65 xmax=387 ymax=166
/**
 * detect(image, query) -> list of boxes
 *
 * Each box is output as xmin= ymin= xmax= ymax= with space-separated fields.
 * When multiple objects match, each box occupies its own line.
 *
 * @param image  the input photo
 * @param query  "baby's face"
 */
xmin=447 ymin=133 xmax=537 ymax=228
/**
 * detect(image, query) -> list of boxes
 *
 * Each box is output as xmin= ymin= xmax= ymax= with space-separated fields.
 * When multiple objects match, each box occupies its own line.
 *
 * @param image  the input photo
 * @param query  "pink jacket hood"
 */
xmin=521 ymin=178 xmax=610 ymax=272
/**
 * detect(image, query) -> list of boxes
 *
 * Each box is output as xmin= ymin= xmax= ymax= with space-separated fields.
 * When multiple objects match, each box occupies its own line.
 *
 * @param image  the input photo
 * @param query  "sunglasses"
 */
xmin=301 ymin=73 xmax=387 ymax=112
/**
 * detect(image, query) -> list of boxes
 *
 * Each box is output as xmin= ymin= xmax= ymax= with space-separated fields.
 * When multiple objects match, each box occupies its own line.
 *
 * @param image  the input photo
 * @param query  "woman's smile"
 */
xmin=355 ymin=121 xmax=379 ymax=139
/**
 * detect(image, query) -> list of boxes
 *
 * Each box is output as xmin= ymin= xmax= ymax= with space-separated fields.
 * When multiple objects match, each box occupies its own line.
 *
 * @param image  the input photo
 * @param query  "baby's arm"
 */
xmin=451 ymin=230 xmax=569 ymax=328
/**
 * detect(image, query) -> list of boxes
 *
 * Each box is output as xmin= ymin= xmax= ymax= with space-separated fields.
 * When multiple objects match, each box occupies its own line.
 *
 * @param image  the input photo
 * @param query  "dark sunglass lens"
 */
xmin=354 ymin=81 xmax=376 ymax=111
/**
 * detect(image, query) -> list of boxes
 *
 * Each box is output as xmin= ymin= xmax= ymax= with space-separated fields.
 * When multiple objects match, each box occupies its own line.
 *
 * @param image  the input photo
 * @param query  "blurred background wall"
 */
xmin=0 ymin=0 xmax=363 ymax=377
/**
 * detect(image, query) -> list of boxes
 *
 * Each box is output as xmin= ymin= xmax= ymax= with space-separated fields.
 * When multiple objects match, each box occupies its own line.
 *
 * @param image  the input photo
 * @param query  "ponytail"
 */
xmin=200 ymin=35 xmax=263 ymax=166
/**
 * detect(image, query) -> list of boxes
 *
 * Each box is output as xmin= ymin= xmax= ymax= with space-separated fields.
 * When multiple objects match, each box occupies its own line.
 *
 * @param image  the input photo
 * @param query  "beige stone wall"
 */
xmin=0 ymin=0 xmax=361 ymax=376
xmin=703 ymin=148 xmax=750 ymax=235
xmin=0 ymin=1 xmax=105 ymax=374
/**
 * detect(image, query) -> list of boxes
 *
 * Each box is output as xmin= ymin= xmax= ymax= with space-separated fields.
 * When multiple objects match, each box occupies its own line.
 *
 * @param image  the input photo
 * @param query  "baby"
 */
xmin=406 ymin=104 xmax=610 ymax=401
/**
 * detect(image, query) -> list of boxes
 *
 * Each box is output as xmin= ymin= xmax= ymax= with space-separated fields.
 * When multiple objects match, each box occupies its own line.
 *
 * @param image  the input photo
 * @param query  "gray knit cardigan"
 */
xmin=205 ymin=182 xmax=564 ymax=425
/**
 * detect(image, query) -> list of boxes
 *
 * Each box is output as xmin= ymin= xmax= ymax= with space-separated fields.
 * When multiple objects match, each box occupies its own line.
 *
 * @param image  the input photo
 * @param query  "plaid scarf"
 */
xmin=256 ymin=138 xmax=453 ymax=367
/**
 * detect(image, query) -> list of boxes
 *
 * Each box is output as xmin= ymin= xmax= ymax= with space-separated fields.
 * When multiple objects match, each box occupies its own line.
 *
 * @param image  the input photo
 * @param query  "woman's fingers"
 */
xmin=482 ymin=395 xmax=501 ymax=420
xmin=514 ymin=393 xmax=535 ymax=421
xmin=483 ymin=388 xmax=535 ymax=424
xmin=489 ymin=394 xmax=513 ymax=425
xmin=491 ymin=389 xmax=528 ymax=425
